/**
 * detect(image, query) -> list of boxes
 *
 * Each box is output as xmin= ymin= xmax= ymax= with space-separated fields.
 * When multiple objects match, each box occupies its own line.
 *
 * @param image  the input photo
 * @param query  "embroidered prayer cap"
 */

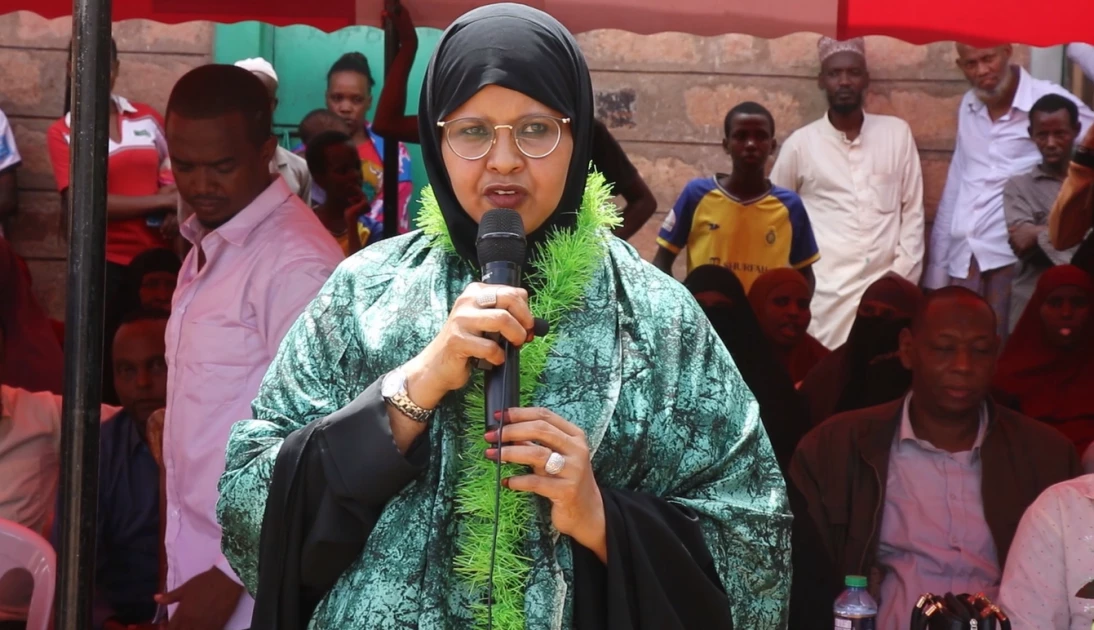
xmin=234 ymin=57 xmax=278 ymax=85
xmin=817 ymin=36 xmax=866 ymax=64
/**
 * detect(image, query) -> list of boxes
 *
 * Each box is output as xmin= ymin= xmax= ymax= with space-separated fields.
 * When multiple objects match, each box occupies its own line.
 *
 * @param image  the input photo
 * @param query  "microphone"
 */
xmin=476 ymin=209 xmax=526 ymax=432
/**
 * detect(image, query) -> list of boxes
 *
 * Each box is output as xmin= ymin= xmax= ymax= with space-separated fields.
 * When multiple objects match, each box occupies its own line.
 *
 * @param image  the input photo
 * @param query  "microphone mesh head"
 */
xmin=476 ymin=209 xmax=527 ymax=267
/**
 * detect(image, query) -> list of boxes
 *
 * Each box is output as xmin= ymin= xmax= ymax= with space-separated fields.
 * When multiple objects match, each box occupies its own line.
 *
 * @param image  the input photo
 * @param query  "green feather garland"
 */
xmin=417 ymin=171 xmax=620 ymax=629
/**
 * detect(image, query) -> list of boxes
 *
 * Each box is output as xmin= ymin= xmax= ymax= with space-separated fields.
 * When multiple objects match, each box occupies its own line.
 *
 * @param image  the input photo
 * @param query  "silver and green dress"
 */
xmin=216 ymin=174 xmax=792 ymax=630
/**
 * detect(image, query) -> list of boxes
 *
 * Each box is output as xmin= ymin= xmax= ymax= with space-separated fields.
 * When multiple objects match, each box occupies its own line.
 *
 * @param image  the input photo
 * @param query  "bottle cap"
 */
xmin=845 ymin=575 xmax=868 ymax=588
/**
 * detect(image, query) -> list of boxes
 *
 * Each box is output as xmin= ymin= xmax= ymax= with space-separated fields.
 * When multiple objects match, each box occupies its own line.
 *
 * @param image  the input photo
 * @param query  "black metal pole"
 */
xmin=55 ymin=0 xmax=112 ymax=624
xmin=382 ymin=7 xmax=399 ymax=240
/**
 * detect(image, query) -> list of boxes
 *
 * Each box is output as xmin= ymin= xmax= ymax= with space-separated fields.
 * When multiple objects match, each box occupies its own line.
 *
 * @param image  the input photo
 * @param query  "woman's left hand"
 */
xmin=485 ymin=408 xmax=607 ymax=562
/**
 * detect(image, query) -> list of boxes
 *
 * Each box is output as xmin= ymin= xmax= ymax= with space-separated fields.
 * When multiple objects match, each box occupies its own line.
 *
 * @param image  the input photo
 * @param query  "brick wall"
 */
xmin=1 ymin=14 xmax=1015 ymax=316
xmin=0 ymin=12 xmax=213 ymax=318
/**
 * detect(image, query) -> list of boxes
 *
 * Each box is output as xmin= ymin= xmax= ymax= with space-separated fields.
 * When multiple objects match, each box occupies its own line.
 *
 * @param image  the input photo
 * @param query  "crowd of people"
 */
xmin=2 ymin=5 xmax=1094 ymax=628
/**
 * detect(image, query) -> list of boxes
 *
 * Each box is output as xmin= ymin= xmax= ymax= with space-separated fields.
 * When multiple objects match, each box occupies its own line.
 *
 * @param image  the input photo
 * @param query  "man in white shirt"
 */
xmin=0 ymin=107 xmax=21 ymax=236
xmin=999 ymin=473 xmax=1094 ymax=630
xmin=925 ymin=44 xmax=1094 ymax=336
xmin=233 ymin=57 xmax=312 ymax=203
xmin=1068 ymin=43 xmax=1094 ymax=83
xmin=771 ymin=37 xmax=925 ymax=348
xmin=157 ymin=65 xmax=342 ymax=630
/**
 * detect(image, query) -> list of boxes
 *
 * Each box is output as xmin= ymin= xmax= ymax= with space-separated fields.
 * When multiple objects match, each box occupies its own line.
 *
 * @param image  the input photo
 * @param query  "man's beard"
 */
xmin=828 ymin=93 xmax=863 ymax=115
xmin=974 ymin=67 xmax=1014 ymax=103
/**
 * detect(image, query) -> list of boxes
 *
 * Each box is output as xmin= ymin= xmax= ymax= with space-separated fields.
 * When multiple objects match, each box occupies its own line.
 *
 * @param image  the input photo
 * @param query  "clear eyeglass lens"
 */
xmin=445 ymin=116 xmax=562 ymax=159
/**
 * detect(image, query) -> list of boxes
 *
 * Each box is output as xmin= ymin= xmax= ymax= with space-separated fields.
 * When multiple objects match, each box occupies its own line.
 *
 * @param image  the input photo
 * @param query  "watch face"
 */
xmin=382 ymin=370 xmax=406 ymax=399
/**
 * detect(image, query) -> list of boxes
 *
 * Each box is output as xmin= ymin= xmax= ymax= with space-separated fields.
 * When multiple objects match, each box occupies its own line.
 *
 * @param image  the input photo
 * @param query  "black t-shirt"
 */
xmin=590 ymin=119 xmax=638 ymax=192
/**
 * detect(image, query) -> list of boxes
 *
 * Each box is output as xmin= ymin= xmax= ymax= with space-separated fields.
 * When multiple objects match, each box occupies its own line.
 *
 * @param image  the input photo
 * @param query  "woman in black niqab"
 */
xmin=799 ymin=272 xmax=921 ymax=426
xmin=684 ymin=265 xmax=808 ymax=467
xmin=686 ymin=265 xmax=841 ymax=630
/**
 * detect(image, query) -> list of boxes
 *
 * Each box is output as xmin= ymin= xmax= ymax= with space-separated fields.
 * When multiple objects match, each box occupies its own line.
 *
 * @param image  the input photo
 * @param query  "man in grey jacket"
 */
xmin=791 ymin=287 xmax=1080 ymax=628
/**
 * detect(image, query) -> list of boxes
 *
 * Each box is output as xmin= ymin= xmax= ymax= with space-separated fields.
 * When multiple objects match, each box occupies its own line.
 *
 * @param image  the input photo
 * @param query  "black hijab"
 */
xmin=417 ymin=3 xmax=594 ymax=264
xmin=683 ymin=265 xmax=809 ymax=470
xmin=799 ymin=272 xmax=921 ymax=425
xmin=685 ymin=266 xmax=840 ymax=629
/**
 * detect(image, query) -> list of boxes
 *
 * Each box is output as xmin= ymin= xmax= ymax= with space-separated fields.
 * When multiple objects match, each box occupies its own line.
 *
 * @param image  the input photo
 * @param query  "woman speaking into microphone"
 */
xmin=216 ymin=5 xmax=791 ymax=629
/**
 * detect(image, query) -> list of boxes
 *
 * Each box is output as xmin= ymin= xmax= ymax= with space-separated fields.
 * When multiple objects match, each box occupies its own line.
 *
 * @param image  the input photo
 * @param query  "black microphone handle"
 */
xmin=482 ymin=260 xmax=521 ymax=431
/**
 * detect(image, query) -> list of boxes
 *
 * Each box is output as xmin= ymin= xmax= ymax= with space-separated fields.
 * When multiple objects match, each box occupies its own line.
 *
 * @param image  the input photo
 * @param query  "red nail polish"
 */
xmin=501 ymin=477 xmax=510 ymax=488
xmin=484 ymin=448 xmax=498 ymax=460
xmin=525 ymin=331 xmax=535 ymax=343
xmin=484 ymin=431 xmax=497 ymax=442
xmin=493 ymin=410 xmax=503 ymax=420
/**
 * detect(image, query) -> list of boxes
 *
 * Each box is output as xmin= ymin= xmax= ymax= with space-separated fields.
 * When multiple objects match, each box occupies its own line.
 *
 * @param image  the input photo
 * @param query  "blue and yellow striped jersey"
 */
xmin=658 ymin=176 xmax=820 ymax=292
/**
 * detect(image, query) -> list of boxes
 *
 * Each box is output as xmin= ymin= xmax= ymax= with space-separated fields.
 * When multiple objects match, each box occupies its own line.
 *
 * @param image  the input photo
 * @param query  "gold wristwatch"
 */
xmin=381 ymin=368 xmax=434 ymax=423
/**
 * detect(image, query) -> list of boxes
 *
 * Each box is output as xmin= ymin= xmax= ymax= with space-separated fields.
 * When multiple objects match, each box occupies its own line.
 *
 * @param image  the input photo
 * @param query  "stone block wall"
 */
xmin=0 ymin=12 xmax=213 ymax=318
xmin=576 ymin=31 xmax=1027 ymax=269
xmin=1 ymin=13 xmax=1013 ymax=316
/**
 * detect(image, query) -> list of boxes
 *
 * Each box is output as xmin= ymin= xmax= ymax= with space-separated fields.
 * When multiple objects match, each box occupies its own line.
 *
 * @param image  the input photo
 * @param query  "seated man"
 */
xmin=0 ymin=321 xmax=118 ymax=627
xmin=51 ymin=309 xmax=168 ymax=630
xmin=0 ymin=325 xmax=119 ymax=532
xmin=998 ymin=472 xmax=1094 ymax=629
xmin=791 ymin=287 xmax=1081 ymax=628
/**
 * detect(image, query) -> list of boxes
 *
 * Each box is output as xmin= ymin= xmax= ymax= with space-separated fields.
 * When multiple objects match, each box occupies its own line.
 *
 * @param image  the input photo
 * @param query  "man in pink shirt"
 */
xmin=791 ymin=287 xmax=1080 ymax=627
xmin=157 ymin=65 xmax=342 ymax=630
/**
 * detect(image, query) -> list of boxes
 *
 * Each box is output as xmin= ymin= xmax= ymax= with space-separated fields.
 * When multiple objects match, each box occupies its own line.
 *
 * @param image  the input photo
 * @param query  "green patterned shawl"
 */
xmin=217 ymin=175 xmax=792 ymax=628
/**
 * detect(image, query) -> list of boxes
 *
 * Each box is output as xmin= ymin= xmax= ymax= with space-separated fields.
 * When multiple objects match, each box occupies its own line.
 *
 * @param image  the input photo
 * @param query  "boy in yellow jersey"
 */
xmin=653 ymin=102 xmax=820 ymax=293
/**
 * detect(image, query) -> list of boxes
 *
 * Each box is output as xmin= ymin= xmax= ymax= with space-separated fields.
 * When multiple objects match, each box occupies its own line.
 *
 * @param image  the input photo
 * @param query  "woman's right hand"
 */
xmin=404 ymin=283 xmax=534 ymax=410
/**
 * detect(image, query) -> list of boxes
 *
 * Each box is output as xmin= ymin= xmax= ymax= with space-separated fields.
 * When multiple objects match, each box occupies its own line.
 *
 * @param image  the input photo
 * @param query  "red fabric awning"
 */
xmin=2 ymin=0 xmax=1092 ymax=45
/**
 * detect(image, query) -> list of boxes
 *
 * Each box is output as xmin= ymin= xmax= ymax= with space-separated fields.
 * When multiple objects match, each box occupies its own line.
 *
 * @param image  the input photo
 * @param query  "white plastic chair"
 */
xmin=0 ymin=518 xmax=56 ymax=630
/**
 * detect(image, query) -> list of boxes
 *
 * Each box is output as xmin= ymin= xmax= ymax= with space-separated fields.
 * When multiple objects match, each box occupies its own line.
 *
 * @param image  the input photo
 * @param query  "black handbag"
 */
xmin=908 ymin=593 xmax=1012 ymax=630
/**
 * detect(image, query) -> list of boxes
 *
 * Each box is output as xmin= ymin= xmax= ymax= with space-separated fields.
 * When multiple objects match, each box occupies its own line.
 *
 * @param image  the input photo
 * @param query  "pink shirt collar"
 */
xmin=181 ymin=174 xmax=286 ymax=248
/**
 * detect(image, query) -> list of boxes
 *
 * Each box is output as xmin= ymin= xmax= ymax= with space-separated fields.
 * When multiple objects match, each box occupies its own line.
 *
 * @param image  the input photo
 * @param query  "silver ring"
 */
xmin=544 ymin=451 xmax=566 ymax=476
xmin=475 ymin=288 xmax=499 ymax=309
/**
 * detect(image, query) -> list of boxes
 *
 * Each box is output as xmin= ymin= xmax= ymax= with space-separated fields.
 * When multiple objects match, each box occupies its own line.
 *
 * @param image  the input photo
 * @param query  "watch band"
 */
xmin=387 ymin=389 xmax=433 ymax=423
xmin=382 ymin=369 xmax=434 ymax=423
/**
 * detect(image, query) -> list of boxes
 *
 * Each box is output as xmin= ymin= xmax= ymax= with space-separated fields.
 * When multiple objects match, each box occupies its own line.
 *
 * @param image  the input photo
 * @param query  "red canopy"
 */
xmin=2 ymin=0 xmax=1091 ymax=45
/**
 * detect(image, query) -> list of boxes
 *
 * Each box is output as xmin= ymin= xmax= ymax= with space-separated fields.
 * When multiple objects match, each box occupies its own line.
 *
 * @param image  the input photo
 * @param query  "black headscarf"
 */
xmin=799 ymin=272 xmax=921 ymax=425
xmin=685 ymin=265 xmax=839 ymax=630
xmin=417 ymin=3 xmax=594 ymax=264
xmin=683 ymin=265 xmax=809 ymax=470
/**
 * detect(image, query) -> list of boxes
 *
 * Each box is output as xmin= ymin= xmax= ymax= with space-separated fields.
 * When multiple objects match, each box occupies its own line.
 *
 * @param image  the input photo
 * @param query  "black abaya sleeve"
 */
xmin=250 ymin=378 xmax=429 ymax=630
xmin=571 ymin=487 xmax=735 ymax=630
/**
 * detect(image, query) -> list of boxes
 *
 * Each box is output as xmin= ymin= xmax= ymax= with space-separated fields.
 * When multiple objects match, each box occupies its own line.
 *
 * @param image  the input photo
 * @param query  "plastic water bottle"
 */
xmin=834 ymin=575 xmax=877 ymax=630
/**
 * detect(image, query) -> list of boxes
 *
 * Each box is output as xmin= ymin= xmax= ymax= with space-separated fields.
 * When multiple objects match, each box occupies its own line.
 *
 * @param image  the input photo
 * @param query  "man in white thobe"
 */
xmin=771 ymin=37 xmax=925 ymax=348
